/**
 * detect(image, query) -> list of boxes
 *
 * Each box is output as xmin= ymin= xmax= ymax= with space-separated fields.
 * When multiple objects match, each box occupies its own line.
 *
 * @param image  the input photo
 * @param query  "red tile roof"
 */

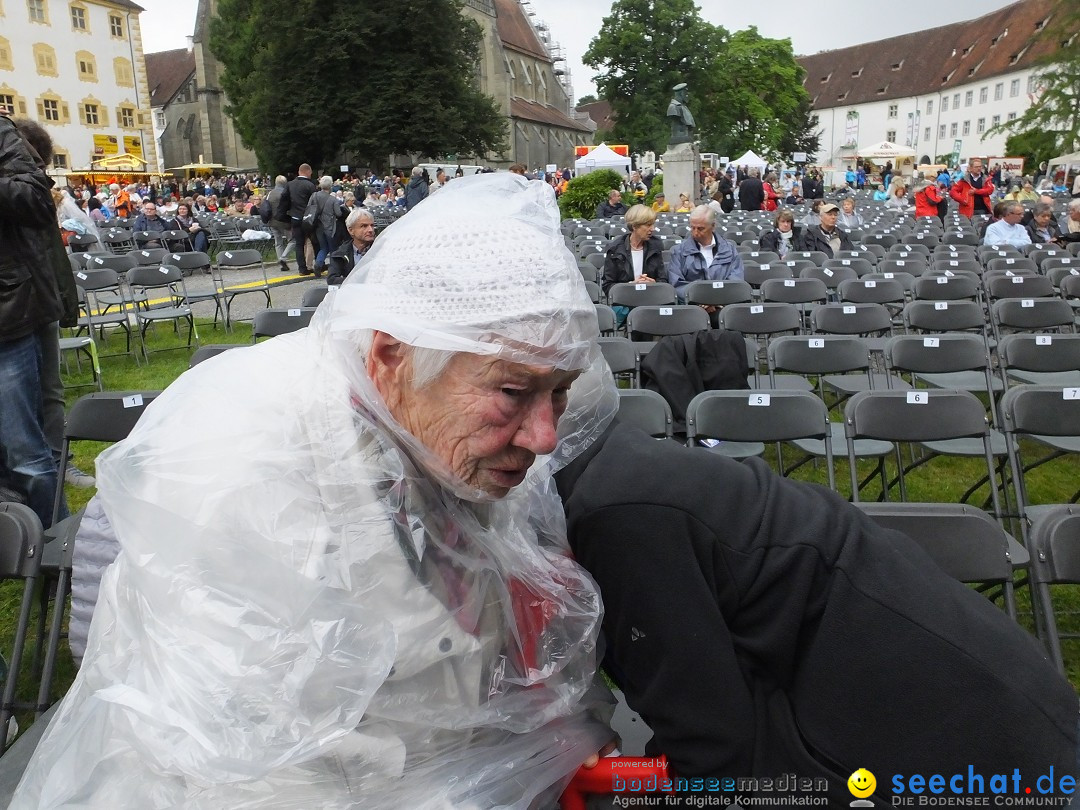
xmin=146 ymin=48 xmax=196 ymax=108
xmin=511 ymin=98 xmax=593 ymax=132
xmin=798 ymin=0 xmax=1060 ymax=109
xmin=576 ymin=100 xmax=615 ymax=131
xmin=494 ymin=0 xmax=549 ymax=60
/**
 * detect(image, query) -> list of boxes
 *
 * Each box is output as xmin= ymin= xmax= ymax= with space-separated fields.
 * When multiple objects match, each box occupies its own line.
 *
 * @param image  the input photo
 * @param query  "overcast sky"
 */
xmin=139 ymin=0 xmax=1018 ymax=101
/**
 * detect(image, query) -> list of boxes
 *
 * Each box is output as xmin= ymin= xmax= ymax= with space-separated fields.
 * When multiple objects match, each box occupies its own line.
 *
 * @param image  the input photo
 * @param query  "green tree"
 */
xmin=558 ymin=169 xmax=624 ymax=219
xmin=985 ymin=0 xmax=1080 ymax=154
xmin=577 ymin=94 xmax=598 ymax=106
xmin=583 ymin=0 xmax=723 ymax=154
xmin=1004 ymin=129 xmax=1064 ymax=173
xmin=210 ymin=0 xmax=506 ymax=172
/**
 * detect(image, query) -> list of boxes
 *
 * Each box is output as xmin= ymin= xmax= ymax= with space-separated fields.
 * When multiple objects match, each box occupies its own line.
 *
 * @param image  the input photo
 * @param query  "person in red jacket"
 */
xmin=949 ymin=157 xmax=995 ymax=218
xmin=914 ymin=178 xmax=945 ymax=222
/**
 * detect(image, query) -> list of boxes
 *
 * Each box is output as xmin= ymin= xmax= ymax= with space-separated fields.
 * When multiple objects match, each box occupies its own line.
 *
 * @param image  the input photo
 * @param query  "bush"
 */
xmin=644 ymin=174 xmax=664 ymax=207
xmin=558 ymin=169 xmax=625 ymax=220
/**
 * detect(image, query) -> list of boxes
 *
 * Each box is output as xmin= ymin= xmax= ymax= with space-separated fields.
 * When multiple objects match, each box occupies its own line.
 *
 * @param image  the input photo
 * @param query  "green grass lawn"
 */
xmin=3 ymin=320 xmax=1080 ymax=741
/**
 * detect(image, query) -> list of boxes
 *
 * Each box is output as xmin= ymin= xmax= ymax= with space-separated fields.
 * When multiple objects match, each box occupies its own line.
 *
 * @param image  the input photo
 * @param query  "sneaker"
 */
xmin=279 ymin=260 xmax=290 ymax=273
xmin=64 ymin=465 xmax=96 ymax=488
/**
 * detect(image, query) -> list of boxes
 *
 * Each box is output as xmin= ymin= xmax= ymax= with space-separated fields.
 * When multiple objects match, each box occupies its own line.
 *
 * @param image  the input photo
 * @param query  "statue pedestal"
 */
xmin=662 ymin=143 xmax=699 ymax=209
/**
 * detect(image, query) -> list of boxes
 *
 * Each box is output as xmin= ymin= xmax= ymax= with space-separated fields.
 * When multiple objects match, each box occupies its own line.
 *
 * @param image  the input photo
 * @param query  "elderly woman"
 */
xmin=1026 ymin=201 xmax=1063 ymax=244
xmin=174 ymin=201 xmax=209 ymax=253
xmin=836 ymin=197 xmax=863 ymax=229
xmin=326 ymin=207 xmax=376 ymax=286
xmin=601 ymin=203 xmax=665 ymax=295
xmin=12 ymin=175 xmax=618 ymax=809
xmin=311 ymin=175 xmax=347 ymax=277
xmin=759 ymin=208 xmax=801 ymax=259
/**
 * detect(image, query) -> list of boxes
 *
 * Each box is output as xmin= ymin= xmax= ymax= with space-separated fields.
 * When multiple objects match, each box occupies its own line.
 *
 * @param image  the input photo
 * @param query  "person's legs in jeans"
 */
xmin=0 ymin=333 xmax=64 ymax=528
xmin=314 ymin=230 xmax=333 ymax=274
xmin=290 ymin=220 xmax=310 ymax=274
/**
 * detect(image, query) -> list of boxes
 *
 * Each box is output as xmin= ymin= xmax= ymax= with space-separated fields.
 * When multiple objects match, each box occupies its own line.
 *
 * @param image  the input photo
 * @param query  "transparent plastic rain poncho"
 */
xmin=12 ymin=174 xmax=620 ymax=809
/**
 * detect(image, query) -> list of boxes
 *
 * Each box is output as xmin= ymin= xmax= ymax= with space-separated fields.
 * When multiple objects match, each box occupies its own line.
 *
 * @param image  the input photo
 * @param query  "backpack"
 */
xmin=302 ymin=193 xmax=319 ymax=233
xmin=258 ymin=198 xmax=273 ymax=224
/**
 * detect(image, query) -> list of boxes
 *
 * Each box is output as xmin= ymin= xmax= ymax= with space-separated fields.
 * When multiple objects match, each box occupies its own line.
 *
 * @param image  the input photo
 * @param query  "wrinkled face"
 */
xmin=777 ymin=219 xmax=793 ymax=233
xmin=842 ymin=199 xmax=855 ymax=213
xmin=370 ymin=341 xmax=579 ymax=498
xmin=820 ymin=209 xmax=839 ymax=228
xmin=142 ymin=203 xmax=157 ymax=219
xmin=1003 ymin=206 xmax=1024 ymax=224
xmin=349 ymin=217 xmax=376 ymax=247
xmin=1071 ymin=209 xmax=1080 ymax=223
xmin=689 ymin=215 xmax=713 ymax=246
xmin=1035 ymin=211 xmax=1052 ymax=227
xmin=631 ymin=221 xmax=654 ymax=241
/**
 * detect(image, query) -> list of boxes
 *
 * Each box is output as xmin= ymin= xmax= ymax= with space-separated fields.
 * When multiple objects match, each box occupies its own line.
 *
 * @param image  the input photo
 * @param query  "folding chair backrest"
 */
xmin=133 ymin=248 xmax=170 ymax=266
xmin=0 ymin=502 xmax=44 ymax=581
xmin=744 ymin=263 xmax=794 ymax=289
xmin=598 ymin=336 xmax=636 ymax=378
xmin=986 ymin=257 xmax=1037 ymax=274
xmin=719 ymin=302 xmax=801 ymax=336
xmin=986 ymin=275 xmax=1055 ymax=301
xmin=684 ymin=279 xmax=752 ymax=308
xmin=1000 ymin=385 xmax=1080 ymax=438
xmin=810 ymin=302 xmax=892 ymax=335
xmin=760 ymin=277 xmax=827 ymax=304
xmin=627 ymin=305 xmax=710 ymax=337
xmin=903 ymin=300 xmax=985 ymax=333
xmin=837 ymin=277 xmax=906 ymax=305
xmin=65 ymin=391 xmax=160 ymax=442
xmin=301 ymin=286 xmax=330 ymax=308
xmin=128 ymin=264 xmax=184 ymax=289
xmin=998 ymin=334 xmax=1080 ymax=374
xmin=168 ymin=251 xmax=212 ymax=272
xmin=824 ymin=257 xmax=874 ymax=276
xmin=86 ymin=254 xmax=135 ymax=273
xmin=931 ymin=258 xmax=982 ymax=276
xmin=915 ymin=274 xmax=981 ymax=301
xmin=845 ymin=389 xmax=989 ymax=443
xmin=595 ymin=304 xmax=616 ymax=334
xmin=885 ymin=333 xmax=988 ymax=375
xmin=992 ymin=298 xmax=1075 ymax=333
xmin=878 ymin=259 xmax=925 ymax=278
xmin=217 ymin=248 xmax=263 ymax=267
xmin=617 ymin=389 xmax=672 ymax=438
xmin=252 ymin=307 xmax=317 ymax=340
xmin=769 ymin=334 xmax=869 ymax=375
xmin=801 ymin=264 xmax=857 ymax=289
xmin=1031 ymin=506 xmax=1080 ymax=583
xmin=189 ymin=344 xmax=246 ymax=367
xmin=608 ymin=282 xmax=677 ymax=308
xmin=786 ymin=250 xmax=828 ymax=267
xmin=686 ymin=389 xmax=830 ymax=443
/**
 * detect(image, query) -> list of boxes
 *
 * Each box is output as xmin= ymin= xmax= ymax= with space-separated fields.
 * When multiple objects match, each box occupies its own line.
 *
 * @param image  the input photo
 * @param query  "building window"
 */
xmin=42 ymin=97 xmax=58 ymax=120
xmin=70 ymin=3 xmax=87 ymax=30
xmin=924 ymin=127 xmax=931 ymax=141
xmin=887 ymin=103 xmax=898 ymax=119
xmin=82 ymin=101 xmax=101 ymax=125
xmin=952 ymin=93 xmax=960 ymax=108
xmin=962 ymin=120 xmax=970 ymax=136
xmin=942 ymin=96 xmax=949 ymax=111
xmin=886 ymin=129 xmax=896 ymax=142
xmin=1007 ymin=112 xmax=1016 ymax=121
xmin=964 ymin=90 xmax=973 ymax=106
xmin=109 ymin=13 xmax=124 ymax=37
xmin=1009 ymin=79 xmax=1020 ymax=97
xmin=117 ymin=104 xmax=135 ymax=128
xmin=992 ymin=114 xmax=1001 ymax=127
xmin=979 ymin=86 xmax=987 ymax=103
xmin=994 ymin=82 xmax=1004 ymax=100
xmin=0 ymin=93 xmax=13 ymax=115
xmin=52 ymin=152 xmax=68 ymax=169
xmin=0 ymin=37 xmax=12 ymax=71
xmin=939 ymin=124 xmax=946 ymax=139
xmin=950 ymin=122 xmax=958 ymax=137
xmin=27 ymin=0 xmax=46 ymax=23
xmin=925 ymin=99 xmax=933 ymax=115
xmin=76 ymin=51 xmax=97 ymax=82
xmin=32 ymin=43 xmax=57 ymax=77
xmin=36 ymin=93 xmax=69 ymax=123
xmin=155 ymin=109 xmax=165 ymax=128
xmin=114 ymin=57 xmax=133 ymax=86
xmin=1027 ymin=75 xmax=1040 ymax=94
xmin=976 ymin=118 xmax=985 ymax=134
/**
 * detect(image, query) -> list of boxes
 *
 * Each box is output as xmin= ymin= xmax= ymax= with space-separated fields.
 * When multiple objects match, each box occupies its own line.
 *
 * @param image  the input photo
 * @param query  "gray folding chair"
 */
xmin=626 ymin=305 xmax=710 ymax=339
xmin=997 ymin=334 xmax=1080 ymax=389
xmin=608 ymin=281 xmax=677 ymax=308
xmin=685 ymin=389 xmax=834 ymax=484
xmin=1026 ymin=505 xmax=1080 ymax=672
xmin=189 ymin=344 xmax=248 ymax=367
xmin=684 ymin=279 xmax=752 ymax=309
xmin=216 ymin=248 xmax=274 ymax=327
xmin=598 ymin=336 xmax=638 ymax=387
xmin=251 ymin=307 xmax=317 ymax=341
xmin=617 ymin=389 xmax=673 ymax=439
xmin=301 ymin=285 xmax=331 ymax=308
xmin=126 ymin=265 xmax=200 ymax=359
xmin=595 ymin=304 xmax=616 ymax=336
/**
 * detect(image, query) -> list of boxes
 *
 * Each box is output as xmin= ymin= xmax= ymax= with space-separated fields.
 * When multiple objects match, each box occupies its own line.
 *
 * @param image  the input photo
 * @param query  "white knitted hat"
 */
xmin=320 ymin=173 xmax=596 ymax=370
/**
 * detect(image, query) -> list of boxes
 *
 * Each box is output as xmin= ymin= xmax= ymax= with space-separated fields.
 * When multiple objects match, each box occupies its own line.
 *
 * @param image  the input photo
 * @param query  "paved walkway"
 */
xmin=180 ymin=257 xmax=328 ymax=326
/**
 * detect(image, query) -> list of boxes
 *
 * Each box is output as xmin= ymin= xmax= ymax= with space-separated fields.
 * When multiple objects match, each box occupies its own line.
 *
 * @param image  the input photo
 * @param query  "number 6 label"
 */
xmin=906 ymin=391 xmax=928 ymax=404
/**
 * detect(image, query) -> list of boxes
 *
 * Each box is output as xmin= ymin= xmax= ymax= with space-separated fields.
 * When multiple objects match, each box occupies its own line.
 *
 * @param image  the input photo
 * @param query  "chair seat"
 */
xmin=822 ymin=373 xmax=911 ymax=396
xmin=698 ymin=440 xmax=765 ymax=459
xmin=795 ymin=422 xmax=893 ymax=458
xmin=920 ymin=428 xmax=1010 ymax=458
xmin=918 ymin=371 xmax=1005 ymax=393
xmin=1007 ymin=370 xmax=1080 ymax=388
xmin=1026 ymin=434 xmax=1080 ymax=454
xmin=755 ymin=374 xmax=815 ymax=392
xmin=138 ymin=306 xmax=193 ymax=322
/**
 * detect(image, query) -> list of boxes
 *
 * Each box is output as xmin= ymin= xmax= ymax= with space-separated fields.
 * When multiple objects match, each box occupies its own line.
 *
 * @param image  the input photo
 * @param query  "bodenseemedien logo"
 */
xmin=848 ymin=768 xmax=877 ymax=807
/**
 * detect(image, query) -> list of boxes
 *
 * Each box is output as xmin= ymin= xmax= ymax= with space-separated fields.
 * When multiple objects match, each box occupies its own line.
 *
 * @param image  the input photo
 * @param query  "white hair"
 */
xmin=345 ymin=207 xmax=374 ymax=229
xmin=689 ymin=204 xmax=715 ymax=226
xmin=357 ymin=330 xmax=455 ymax=389
xmin=1069 ymin=199 xmax=1080 ymax=214
xmin=319 ymin=175 xmax=333 ymax=190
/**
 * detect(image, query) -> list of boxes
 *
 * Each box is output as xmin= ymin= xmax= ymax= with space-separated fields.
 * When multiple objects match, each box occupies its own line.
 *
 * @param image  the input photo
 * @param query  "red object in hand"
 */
xmin=560 ymin=756 xmax=672 ymax=810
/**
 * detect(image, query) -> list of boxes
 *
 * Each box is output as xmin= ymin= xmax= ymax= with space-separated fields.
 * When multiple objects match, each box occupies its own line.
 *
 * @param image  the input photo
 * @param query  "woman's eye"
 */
xmin=501 ymin=387 xmax=525 ymax=398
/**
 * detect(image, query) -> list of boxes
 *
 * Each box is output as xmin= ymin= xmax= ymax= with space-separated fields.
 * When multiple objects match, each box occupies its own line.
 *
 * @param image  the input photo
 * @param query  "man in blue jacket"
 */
xmin=668 ymin=205 xmax=744 ymax=303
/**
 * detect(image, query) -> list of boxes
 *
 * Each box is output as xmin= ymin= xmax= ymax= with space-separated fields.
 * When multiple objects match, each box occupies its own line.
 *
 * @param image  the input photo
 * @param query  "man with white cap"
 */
xmin=11 ymin=174 xmax=618 ymax=809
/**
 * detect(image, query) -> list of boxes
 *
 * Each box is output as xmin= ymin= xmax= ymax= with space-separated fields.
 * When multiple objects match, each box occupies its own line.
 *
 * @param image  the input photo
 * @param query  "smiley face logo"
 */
xmin=848 ymin=768 xmax=876 ymax=799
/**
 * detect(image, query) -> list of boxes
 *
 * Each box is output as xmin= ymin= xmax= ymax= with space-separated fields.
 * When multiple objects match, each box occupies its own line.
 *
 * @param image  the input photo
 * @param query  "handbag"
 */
xmin=301 ymin=194 xmax=319 ymax=233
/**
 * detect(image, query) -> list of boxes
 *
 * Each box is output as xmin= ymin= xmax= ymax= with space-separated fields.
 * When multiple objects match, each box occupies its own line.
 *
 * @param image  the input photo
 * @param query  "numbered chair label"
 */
xmin=224 ymin=252 xmax=233 ymax=259
xmin=750 ymin=305 xmax=764 ymax=314
xmin=712 ymin=281 xmax=725 ymax=288
xmin=808 ymin=338 xmax=824 ymax=348
xmin=843 ymin=305 xmax=856 ymax=314
xmin=923 ymin=337 xmax=940 ymax=347
xmin=76 ymin=272 xmax=87 ymax=280
xmin=1011 ymin=275 xmax=1024 ymax=283
xmin=635 ymin=284 xmax=646 ymax=291
xmin=948 ymin=260 xmax=959 ymax=266
xmin=1036 ymin=336 xmax=1053 ymax=345
xmin=783 ymin=279 xmax=796 ymax=287
xmin=896 ymin=261 xmax=906 ymax=266
xmin=936 ymin=276 xmax=949 ymax=284
xmin=122 ymin=394 xmax=144 ymax=408
xmin=842 ymin=260 xmax=851 ymax=266
xmin=883 ymin=273 xmax=895 ymax=279
xmin=749 ymin=393 xmax=771 ymax=406
xmin=935 ymin=302 xmax=949 ymax=310
xmin=864 ymin=280 xmax=877 ymax=288
xmin=1021 ymin=299 xmax=1035 ymax=308
xmin=172 ymin=254 xmax=182 ymax=260
xmin=159 ymin=266 xmax=170 ymax=274
xmin=288 ymin=308 xmax=302 ymax=317
xmin=659 ymin=307 xmax=673 ymax=316
xmin=823 ymin=268 xmax=834 ymax=277
xmin=906 ymin=391 xmax=929 ymax=404
xmin=1064 ymin=388 xmax=1080 ymax=400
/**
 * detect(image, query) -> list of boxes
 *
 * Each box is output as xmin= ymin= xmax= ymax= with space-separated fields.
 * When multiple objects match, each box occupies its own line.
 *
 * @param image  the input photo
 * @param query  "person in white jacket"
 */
xmin=12 ymin=174 xmax=618 ymax=809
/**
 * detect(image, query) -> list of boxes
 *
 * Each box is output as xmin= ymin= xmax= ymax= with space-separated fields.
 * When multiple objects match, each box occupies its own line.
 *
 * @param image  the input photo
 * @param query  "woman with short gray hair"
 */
xmin=310 ymin=176 xmax=346 ymax=275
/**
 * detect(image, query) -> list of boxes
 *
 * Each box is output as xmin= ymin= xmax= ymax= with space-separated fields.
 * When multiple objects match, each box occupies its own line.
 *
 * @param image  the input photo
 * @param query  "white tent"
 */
xmin=1048 ymin=151 xmax=1080 ymax=172
xmin=856 ymin=141 xmax=917 ymax=159
xmin=729 ymin=150 xmax=767 ymax=170
xmin=574 ymin=143 xmax=630 ymax=176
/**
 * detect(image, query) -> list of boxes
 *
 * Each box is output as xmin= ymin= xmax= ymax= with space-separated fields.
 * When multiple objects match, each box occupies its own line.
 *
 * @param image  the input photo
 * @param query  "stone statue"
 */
xmin=667 ymin=83 xmax=696 ymax=146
